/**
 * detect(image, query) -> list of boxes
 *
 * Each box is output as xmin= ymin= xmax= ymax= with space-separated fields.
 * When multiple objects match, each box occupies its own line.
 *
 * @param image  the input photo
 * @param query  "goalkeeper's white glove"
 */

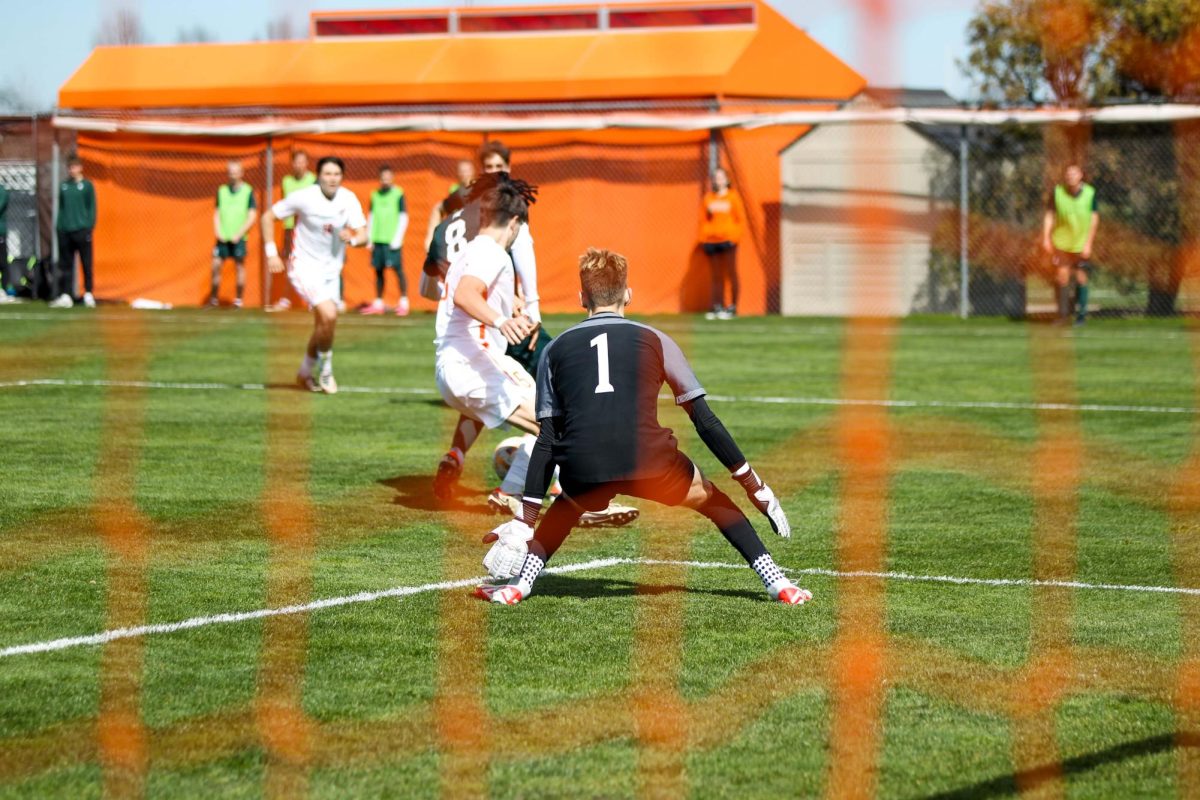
xmin=734 ymin=464 xmax=791 ymax=538
xmin=481 ymin=518 xmax=534 ymax=579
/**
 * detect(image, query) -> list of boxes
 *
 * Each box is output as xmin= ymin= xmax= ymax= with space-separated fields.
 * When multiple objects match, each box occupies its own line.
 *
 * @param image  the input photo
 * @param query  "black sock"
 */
xmin=528 ymin=495 xmax=584 ymax=562
xmin=696 ymin=486 xmax=768 ymax=565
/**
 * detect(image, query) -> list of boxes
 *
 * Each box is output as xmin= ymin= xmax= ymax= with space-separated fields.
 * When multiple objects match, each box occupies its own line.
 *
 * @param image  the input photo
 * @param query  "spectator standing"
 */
xmin=361 ymin=165 xmax=410 ymax=316
xmin=51 ymin=154 xmax=97 ymax=309
xmin=208 ymin=161 xmax=258 ymax=308
xmin=1042 ymin=163 xmax=1099 ymax=325
xmin=698 ymin=167 xmax=745 ymax=320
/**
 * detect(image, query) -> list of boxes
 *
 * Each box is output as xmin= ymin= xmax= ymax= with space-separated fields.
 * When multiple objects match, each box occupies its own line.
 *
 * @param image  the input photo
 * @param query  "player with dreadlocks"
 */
xmin=427 ymin=170 xmax=638 ymax=527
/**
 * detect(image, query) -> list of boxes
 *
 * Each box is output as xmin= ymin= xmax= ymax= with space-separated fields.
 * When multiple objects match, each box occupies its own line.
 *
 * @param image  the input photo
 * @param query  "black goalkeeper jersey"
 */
xmin=535 ymin=312 xmax=706 ymax=483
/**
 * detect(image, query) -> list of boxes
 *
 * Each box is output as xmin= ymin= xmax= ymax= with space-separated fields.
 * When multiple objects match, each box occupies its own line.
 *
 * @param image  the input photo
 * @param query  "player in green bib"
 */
xmin=362 ymin=165 xmax=410 ymax=315
xmin=1042 ymin=164 xmax=1099 ymax=325
xmin=209 ymin=161 xmax=257 ymax=308
xmin=267 ymin=151 xmax=316 ymax=311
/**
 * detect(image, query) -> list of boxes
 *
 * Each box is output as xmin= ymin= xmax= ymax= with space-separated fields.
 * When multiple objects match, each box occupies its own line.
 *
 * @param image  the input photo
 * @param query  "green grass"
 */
xmin=0 ymin=307 xmax=1196 ymax=797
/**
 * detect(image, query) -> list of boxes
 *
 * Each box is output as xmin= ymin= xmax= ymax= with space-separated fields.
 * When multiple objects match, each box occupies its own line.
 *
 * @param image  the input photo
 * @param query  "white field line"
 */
xmin=3 ymin=556 xmax=1197 ymax=660
xmin=0 ymin=309 xmax=1194 ymax=341
xmin=0 ymin=377 xmax=1193 ymax=415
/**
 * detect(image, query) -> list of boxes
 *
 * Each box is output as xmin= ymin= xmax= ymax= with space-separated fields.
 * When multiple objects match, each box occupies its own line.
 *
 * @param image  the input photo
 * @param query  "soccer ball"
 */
xmin=492 ymin=436 xmax=526 ymax=480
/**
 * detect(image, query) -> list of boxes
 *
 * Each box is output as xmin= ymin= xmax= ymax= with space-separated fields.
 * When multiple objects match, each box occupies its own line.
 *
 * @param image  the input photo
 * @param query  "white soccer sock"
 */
xmin=499 ymin=433 xmax=536 ymax=495
xmin=751 ymin=553 xmax=792 ymax=597
xmin=317 ymin=350 xmax=333 ymax=377
xmin=513 ymin=552 xmax=546 ymax=597
xmin=299 ymin=354 xmax=317 ymax=377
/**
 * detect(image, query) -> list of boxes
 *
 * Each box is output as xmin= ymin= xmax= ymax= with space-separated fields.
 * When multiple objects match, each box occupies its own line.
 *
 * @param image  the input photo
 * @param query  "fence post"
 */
xmin=264 ymin=136 xmax=274 ymax=308
xmin=958 ymin=124 xmax=969 ymax=320
xmin=50 ymin=126 xmax=60 ymax=268
xmin=31 ymin=112 xmax=40 ymax=260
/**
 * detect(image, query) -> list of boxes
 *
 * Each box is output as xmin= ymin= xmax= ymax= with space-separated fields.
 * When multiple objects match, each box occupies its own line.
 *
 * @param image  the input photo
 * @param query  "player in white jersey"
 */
xmin=261 ymin=156 xmax=367 ymax=394
xmin=431 ymin=174 xmax=639 ymax=528
xmin=426 ymin=143 xmax=541 ymax=502
xmin=435 ymin=177 xmax=539 ymax=445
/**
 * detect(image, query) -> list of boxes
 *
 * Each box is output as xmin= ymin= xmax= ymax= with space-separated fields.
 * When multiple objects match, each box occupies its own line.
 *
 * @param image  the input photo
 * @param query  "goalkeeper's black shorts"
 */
xmin=559 ymin=449 xmax=696 ymax=511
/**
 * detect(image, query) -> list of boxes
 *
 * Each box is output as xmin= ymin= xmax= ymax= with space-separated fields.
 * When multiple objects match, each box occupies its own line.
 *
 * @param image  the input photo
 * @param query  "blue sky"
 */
xmin=0 ymin=0 xmax=978 ymax=110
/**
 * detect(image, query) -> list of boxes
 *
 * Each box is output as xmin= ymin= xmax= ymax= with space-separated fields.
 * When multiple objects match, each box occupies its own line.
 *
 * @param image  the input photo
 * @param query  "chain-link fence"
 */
xmin=17 ymin=116 xmax=1200 ymax=316
xmin=782 ymin=118 xmax=1200 ymax=319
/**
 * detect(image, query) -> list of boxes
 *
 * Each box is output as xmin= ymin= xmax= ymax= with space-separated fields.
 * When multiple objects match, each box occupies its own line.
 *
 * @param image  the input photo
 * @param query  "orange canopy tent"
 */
xmin=57 ymin=1 xmax=864 ymax=312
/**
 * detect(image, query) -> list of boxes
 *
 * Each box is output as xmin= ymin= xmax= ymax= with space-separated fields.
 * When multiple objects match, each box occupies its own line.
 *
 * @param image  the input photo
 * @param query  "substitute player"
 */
xmin=362 ymin=165 xmax=410 ymax=316
xmin=261 ymin=156 xmax=367 ymax=394
xmin=477 ymin=248 xmax=810 ymax=606
xmin=208 ymin=161 xmax=257 ymax=309
xmin=1042 ymin=163 xmax=1099 ymax=325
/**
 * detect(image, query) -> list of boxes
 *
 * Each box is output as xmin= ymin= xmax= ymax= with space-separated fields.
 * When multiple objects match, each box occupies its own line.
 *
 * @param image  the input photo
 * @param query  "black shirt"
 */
xmin=535 ymin=313 xmax=706 ymax=483
xmin=424 ymin=201 xmax=481 ymax=278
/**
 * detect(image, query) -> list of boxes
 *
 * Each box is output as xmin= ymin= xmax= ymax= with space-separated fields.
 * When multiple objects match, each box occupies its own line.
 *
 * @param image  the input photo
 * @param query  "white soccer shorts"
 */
xmin=435 ymin=348 xmax=533 ymax=429
xmin=288 ymin=264 xmax=341 ymax=308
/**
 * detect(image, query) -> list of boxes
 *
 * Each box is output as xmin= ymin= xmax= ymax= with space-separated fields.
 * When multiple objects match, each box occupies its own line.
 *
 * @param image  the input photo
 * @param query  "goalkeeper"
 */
xmin=477 ymin=248 xmax=810 ymax=606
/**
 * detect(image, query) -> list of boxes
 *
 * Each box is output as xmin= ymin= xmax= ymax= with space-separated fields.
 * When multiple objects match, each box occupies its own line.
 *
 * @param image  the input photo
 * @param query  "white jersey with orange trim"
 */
xmin=270 ymin=184 xmax=366 ymax=275
xmin=437 ymin=234 xmax=515 ymax=358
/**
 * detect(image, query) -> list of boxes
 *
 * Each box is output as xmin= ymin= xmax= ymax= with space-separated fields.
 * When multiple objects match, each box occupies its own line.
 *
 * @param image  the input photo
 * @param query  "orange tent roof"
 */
xmin=59 ymin=1 xmax=863 ymax=110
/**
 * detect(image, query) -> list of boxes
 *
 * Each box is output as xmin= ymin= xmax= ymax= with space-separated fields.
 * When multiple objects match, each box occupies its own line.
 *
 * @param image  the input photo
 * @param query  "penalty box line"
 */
xmin=0 ymin=378 xmax=1195 ymax=416
xmin=2 ymin=556 xmax=1199 ymax=660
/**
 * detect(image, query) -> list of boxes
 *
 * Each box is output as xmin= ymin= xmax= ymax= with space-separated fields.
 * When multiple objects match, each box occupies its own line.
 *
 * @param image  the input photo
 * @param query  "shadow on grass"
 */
xmin=928 ymin=732 xmax=1196 ymax=799
xmin=532 ymin=573 xmax=766 ymax=603
xmin=377 ymin=474 xmax=493 ymax=515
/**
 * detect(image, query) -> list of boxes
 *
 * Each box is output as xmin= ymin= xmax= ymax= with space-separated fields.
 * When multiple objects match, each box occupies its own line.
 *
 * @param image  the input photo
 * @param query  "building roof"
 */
xmin=59 ymin=1 xmax=864 ymax=111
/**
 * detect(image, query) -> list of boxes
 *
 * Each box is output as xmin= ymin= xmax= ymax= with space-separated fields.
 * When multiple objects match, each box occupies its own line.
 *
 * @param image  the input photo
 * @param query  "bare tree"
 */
xmin=95 ymin=5 xmax=147 ymax=46
xmin=0 ymin=81 xmax=34 ymax=114
xmin=264 ymin=15 xmax=297 ymax=41
xmin=176 ymin=25 xmax=216 ymax=44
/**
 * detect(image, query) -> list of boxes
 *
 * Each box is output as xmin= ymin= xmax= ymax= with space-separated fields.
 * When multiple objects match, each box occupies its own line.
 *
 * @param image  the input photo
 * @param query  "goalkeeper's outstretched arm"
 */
xmin=682 ymin=397 xmax=791 ymax=538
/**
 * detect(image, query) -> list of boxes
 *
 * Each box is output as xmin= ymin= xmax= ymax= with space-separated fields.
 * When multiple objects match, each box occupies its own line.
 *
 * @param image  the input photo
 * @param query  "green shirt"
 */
xmin=57 ymin=178 xmax=96 ymax=232
xmin=0 ymin=184 xmax=8 ymax=236
xmin=281 ymin=171 xmax=315 ymax=230
xmin=216 ymin=182 xmax=256 ymax=242
xmin=1048 ymin=183 xmax=1097 ymax=254
xmin=369 ymin=185 xmax=407 ymax=245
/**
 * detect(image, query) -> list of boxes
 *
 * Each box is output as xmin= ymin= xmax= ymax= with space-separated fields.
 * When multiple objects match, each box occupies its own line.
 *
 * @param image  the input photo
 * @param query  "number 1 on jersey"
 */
xmin=590 ymin=333 xmax=615 ymax=394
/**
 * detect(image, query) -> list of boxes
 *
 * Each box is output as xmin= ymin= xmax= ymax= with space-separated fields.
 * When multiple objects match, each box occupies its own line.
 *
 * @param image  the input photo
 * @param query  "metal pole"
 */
xmin=31 ymin=112 xmax=40 ymax=260
xmin=263 ymin=136 xmax=274 ymax=308
xmin=958 ymin=124 xmax=969 ymax=319
xmin=50 ymin=128 xmax=60 ymax=267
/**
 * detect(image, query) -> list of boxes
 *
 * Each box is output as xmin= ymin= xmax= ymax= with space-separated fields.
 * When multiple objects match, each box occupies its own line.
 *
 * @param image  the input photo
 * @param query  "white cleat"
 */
xmin=83 ymin=292 xmax=96 ymax=308
xmin=297 ymin=372 xmax=321 ymax=393
xmin=318 ymin=372 xmax=338 ymax=395
xmin=487 ymin=488 xmax=522 ymax=516
xmin=577 ymin=501 xmax=639 ymax=528
xmin=48 ymin=293 xmax=74 ymax=309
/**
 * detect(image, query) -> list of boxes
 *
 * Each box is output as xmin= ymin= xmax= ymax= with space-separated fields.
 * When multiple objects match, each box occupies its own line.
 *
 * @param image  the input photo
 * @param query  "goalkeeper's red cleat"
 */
xmin=774 ymin=585 xmax=813 ymax=606
xmin=473 ymin=584 xmax=524 ymax=604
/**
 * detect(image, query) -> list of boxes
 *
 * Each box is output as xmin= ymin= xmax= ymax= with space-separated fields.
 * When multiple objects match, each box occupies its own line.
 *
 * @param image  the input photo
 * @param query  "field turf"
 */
xmin=0 ymin=307 xmax=1196 ymax=798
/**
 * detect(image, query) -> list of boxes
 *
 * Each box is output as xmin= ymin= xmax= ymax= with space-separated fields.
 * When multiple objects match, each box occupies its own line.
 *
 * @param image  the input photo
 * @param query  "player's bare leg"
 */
xmin=234 ymin=259 xmax=246 ymax=308
xmin=207 ymin=255 xmax=223 ymax=306
xmin=1054 ymin=263 xmax=1072 ymax=323
xmin=298 ymin=299 xmax=339 ymax=394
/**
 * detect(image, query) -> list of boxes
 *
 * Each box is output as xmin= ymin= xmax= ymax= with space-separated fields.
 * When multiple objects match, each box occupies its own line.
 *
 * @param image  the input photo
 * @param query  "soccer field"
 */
xmin=0 ymin=307 xmax=1197 ymax=798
